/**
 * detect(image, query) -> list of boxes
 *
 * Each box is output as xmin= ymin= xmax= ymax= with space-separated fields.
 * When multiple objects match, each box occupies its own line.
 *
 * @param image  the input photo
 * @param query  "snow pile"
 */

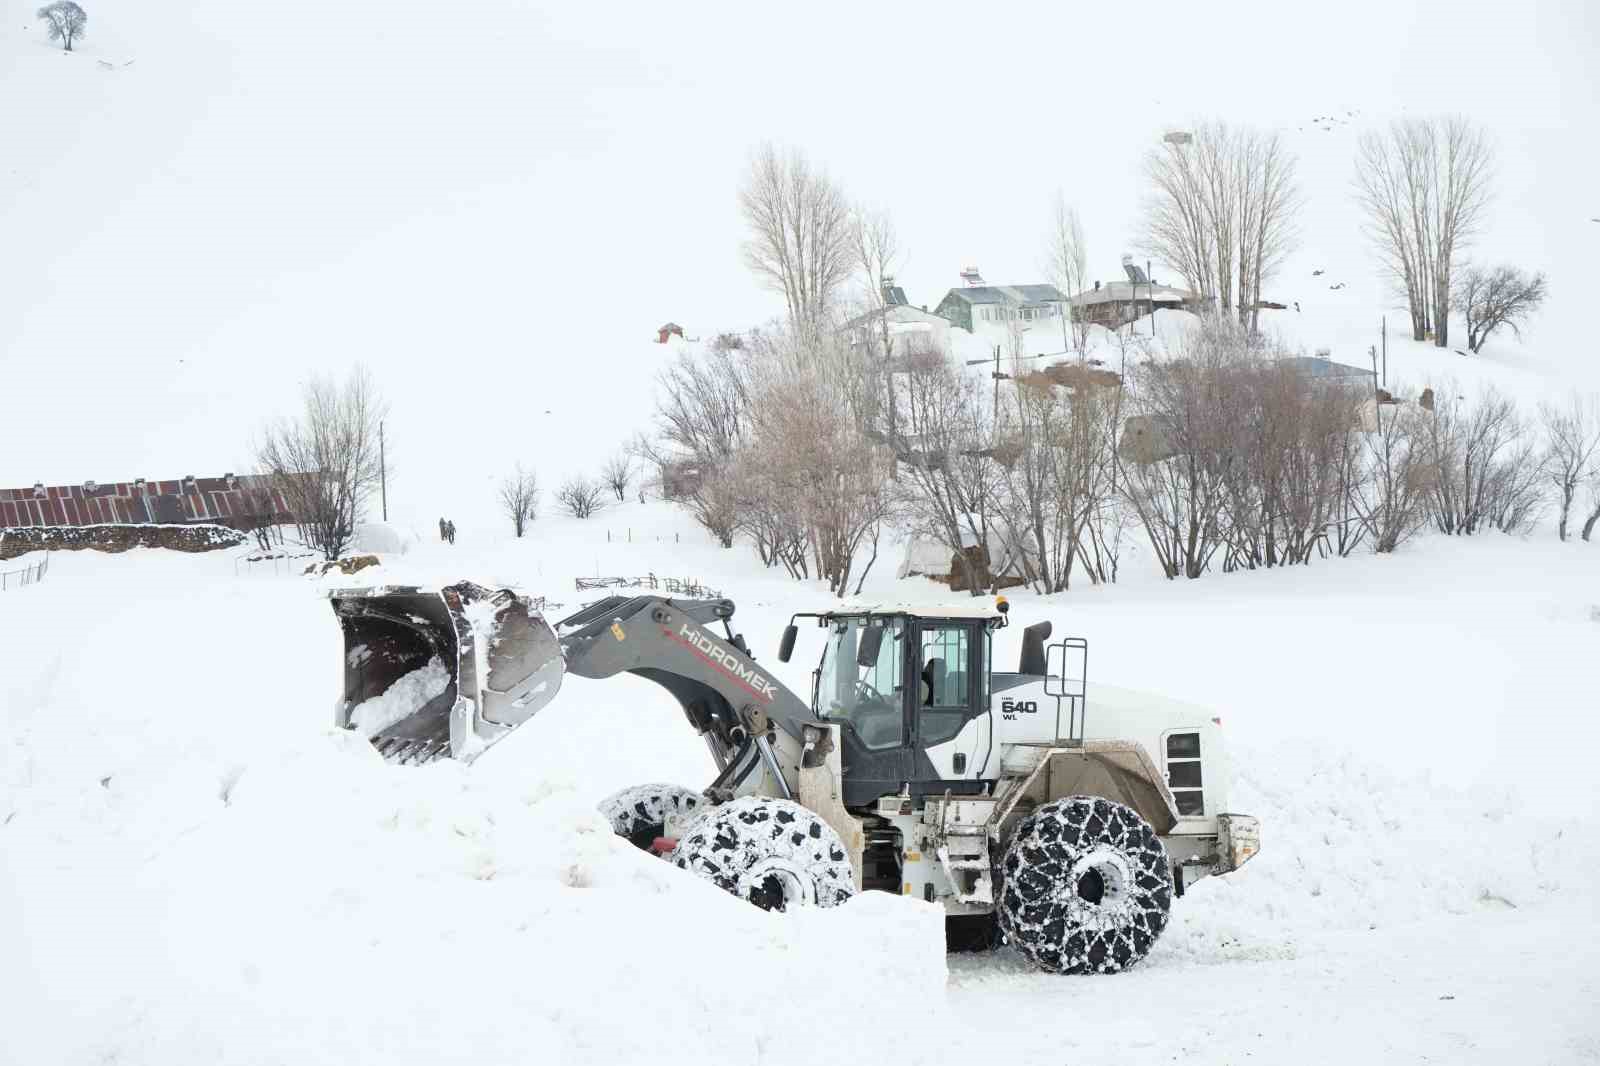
xmin=350 ymin=522 xmax=422 ymax=557
xmin=1154 ymin=738 xmax=1600 ymax=966
xmin=347 ymin=656 xmax=450 ymax=735
xmin=0 ymin=549 xmax=944 ymax=1066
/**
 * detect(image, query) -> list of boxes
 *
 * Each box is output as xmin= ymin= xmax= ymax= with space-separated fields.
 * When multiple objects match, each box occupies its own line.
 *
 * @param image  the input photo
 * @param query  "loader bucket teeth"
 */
xmin=328 ymin=582 xmax=565 ymax=764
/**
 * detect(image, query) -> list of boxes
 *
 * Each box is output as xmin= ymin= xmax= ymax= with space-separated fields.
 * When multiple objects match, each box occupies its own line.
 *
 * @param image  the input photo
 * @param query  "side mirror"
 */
xmin=856 ymin=624 xmax=885 ymax=668
xmin=777 ymin=624 xmax=798 ymax=663
xmin=1019 ymin=621 xmax=1052 ymax=676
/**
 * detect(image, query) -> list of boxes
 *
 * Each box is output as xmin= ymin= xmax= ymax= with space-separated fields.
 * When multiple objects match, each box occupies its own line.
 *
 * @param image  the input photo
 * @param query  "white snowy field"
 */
xmin=4 ymin=508 xmax=1599 ymax=1065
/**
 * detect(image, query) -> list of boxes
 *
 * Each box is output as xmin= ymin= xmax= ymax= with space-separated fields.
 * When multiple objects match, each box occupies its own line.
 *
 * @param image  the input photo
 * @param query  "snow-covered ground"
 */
xmin=5 ymin=1 xmax=1598 ymax=1061
xmin=4 ymin=507 xmax=1598 ymax=1065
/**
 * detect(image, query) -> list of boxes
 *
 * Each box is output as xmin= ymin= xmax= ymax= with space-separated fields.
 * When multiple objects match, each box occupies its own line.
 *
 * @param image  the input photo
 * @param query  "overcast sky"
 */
xmin=1 ymin=0 xmax=1595 ymax=516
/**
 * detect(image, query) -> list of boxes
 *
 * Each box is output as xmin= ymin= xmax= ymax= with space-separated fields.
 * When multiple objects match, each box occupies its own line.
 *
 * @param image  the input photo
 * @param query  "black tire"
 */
xmin=598 ymin=783 xmax=706 ymax=851
xmin=945 ymin=913 xmax=1003 ymax=954
xmin=671 ymin=797 xmax=855 ymax=911
xmin=998 ymin=795 xmax=1172 ymax=974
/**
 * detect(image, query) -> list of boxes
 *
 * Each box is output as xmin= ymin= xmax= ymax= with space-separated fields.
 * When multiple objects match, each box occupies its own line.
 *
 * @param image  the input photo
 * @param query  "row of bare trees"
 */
xmin=1116 ymin=320 xmax=1384 ymax=577
xmin=640 ymin=320 xmax=894 ymax=596
xmin=1115 ymin=318 xmax=1600 ymax=578
xmin=1134 ymin=117 xmax=1530 ymax=358
xmin=650 ymin=316 xmax=1600 ymax=599
xmin=495 ymin=457 xmax=639 ymax=533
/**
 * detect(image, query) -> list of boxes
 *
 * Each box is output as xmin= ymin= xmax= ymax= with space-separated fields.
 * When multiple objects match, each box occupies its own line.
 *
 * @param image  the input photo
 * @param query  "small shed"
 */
xmin=656 ymin=322 xmax=685 ymax=344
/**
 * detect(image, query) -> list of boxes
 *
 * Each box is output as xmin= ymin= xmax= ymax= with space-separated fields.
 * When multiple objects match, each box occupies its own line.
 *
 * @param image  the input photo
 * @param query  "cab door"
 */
xmin=911 ymin=621 xmax=990 ymax=783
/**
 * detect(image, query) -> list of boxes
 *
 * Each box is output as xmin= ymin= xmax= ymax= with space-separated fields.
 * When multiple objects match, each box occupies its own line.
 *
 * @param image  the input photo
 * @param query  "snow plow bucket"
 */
xmin=329 ymin=582 xmax=564 ymax=765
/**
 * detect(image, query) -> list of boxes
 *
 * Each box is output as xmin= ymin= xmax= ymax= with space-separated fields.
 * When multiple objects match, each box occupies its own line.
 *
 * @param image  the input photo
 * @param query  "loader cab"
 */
xmin=805 ymin=604 xmax=1002 ymax=808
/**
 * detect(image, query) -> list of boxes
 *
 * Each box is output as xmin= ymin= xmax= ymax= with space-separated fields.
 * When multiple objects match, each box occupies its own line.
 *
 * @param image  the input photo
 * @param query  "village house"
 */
xmin=932 ymin=267 xmax=1068 ymax=334
xmin=843 ymin=282 xmax=951 ymax=359
xmin=1068 ymin=258 xmax=1201 ymax=330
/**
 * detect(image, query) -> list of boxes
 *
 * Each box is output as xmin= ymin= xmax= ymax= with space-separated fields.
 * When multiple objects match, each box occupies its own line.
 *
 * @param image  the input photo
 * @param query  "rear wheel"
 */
xmin=598 ymin=783 xmax=705 ymax=850
xmin=998 ymin=795 xmax=1172 ymax=974
xmin=671 ymin=797 xmax=855 ymax=911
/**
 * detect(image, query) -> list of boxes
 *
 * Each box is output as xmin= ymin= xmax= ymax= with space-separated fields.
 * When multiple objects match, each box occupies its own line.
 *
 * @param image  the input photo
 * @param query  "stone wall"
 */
xmin=0 ymin=523 xmax=246 ymax=561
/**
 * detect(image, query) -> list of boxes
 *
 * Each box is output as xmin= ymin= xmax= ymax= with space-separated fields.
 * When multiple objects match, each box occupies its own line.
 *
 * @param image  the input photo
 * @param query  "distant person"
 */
xmin=439 ymin=517 xmax=448 ymax=542
xmin=446 ymin=520 xmax=456 ymax=545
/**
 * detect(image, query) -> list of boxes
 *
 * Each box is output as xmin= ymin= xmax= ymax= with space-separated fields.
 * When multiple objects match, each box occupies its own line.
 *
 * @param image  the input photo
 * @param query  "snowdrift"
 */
xmin=0 ymin=549 xmax=947 ymax=1066
xmin=4 ymin=518 xmax=1598 ymax=1064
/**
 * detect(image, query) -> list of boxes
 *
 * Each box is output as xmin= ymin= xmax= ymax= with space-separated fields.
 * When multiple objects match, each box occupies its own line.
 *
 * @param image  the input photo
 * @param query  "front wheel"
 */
xmin=671 ymin=797 xmax=855 ymax=911
xmin=998 ymin=795 xmax=1172 ymax=974
xmin=598 ymin=783 xmax=706 ymax=850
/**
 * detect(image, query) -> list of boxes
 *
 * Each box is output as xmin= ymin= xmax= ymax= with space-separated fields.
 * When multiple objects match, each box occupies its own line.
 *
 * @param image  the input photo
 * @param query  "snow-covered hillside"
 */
xmin=3 ymin=0 xmax=1595 ymax=531
xmin=4 ymin=506 xmax=1598 ymax=1065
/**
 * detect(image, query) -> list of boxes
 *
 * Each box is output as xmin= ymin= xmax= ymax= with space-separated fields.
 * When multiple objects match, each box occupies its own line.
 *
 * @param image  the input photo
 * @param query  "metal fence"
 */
xmin=0 ymin=552 xmax=50 ymax=591
xmin=234 ymin=549 xmax=320 ymax=577
xmin=574 ymin=574 xmax=723 ymax=599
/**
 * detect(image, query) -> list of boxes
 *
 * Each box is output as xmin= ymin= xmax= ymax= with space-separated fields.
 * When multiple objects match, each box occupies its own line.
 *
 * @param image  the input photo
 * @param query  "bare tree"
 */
xmin=743 ymin=322 xmax=894 ymax=596
xmin=1117 ymin=318 xmax=1247 ymax=578
xmin=637 ymin=343 xmax=752 ymax=546
xmin=1585 ymin=473 xmax=1600 ymax=543
xmin=727 ymin=454 xmax=810 ymax=577
xmin=850 ymin=205 xmax=904 ymax=453
xmin=991 ymin=350 xmax=1130 ymax=594
xmin=1354 ymin=117 xmax=1494 ymax=347
xmin=1042 ymin=192 xmax=1092 ymax=352
xmin=497 ymin=464 xmax=539 ymax=537
xmin=1540 ymin=394 xmax=1600 ymax=541
xmin=256 ymin=367 xmax=387 ymax=561
xmin=1418 ymin=384 xmax=1541 ymax=535
xmin=650 ymin=344 xmax=749 ymax=470
xmin=1352 ymin=395 xmax=1433 ymax=553
xmin=36 ymin=1 xmax=86 ymax=51
xmin=601 ymin=453 xmax=633 ymax=502
xmin=1233 ymin=130 xmax=1300 ymax=334
xmin=554 ymin=476 xmax=606 ymax=519
xmin=1138 ymin=122 xmax=1300 ymax=330
xmin=1453 ymin=264 xmax=1548 ymax=353
xmin=739 ymin=144 xmax=853 ymax=326
xmin=892 ymin=347 xmax=1004 ymax=595
xmin=685 ymin=464 xmax=741 ymax=548
xmin=234 ymin=477 xmax=284 ymax=552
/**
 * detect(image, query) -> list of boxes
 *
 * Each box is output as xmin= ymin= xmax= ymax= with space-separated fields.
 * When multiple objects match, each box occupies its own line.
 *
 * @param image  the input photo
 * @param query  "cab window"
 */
xmin=817 ymin=617 xmax=906 ymax=750
xmin=918 ymin=624 xmax=974 ymax=746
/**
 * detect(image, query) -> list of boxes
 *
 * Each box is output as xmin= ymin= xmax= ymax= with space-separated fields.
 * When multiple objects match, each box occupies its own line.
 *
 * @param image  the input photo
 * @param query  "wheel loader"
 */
xmin=330 ymin=582 xmax=1260 ymax=974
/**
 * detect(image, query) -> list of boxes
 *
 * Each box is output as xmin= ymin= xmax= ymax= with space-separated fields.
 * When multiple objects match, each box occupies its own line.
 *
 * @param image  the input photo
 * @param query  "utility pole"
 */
xmin=993 ymin=344 xmax=1001 ymax=423
xmin=1147 ymin=259 xmax=1154 ymax=337
xmin=379 ymin=420 xmax=388 ymax=521
xmin=1381 ymin=316 xmax=1388 ymax=389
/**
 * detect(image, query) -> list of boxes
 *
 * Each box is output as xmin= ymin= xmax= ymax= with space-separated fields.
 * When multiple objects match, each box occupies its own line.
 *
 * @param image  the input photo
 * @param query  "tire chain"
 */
xmin=598 ymin=783 xmax=706 ymax=847
xmin=998 ymin=795 xmax=1172 ymax=974
xmin=672 ymin=797 xmax=855 ymax=910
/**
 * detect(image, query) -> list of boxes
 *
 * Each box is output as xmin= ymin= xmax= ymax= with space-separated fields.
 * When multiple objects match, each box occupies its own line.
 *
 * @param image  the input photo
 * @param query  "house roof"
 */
xmin=1279 ymin=356 xmax=1372 ymax=380
xmin=1069 ymin=281 xmax=1198 ymax=306
xmin=0 ymin=473 xmax=292 ymax=529
xmin=843 ymin=303 xmax=949 ymax=331
xmin=941 ymin=284 xmax=1066 ymax=307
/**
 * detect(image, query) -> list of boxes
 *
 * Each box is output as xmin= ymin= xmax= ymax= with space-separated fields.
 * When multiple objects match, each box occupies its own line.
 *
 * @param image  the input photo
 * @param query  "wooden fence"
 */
xmin=0 ymin=552 xmax=50 ymax=591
